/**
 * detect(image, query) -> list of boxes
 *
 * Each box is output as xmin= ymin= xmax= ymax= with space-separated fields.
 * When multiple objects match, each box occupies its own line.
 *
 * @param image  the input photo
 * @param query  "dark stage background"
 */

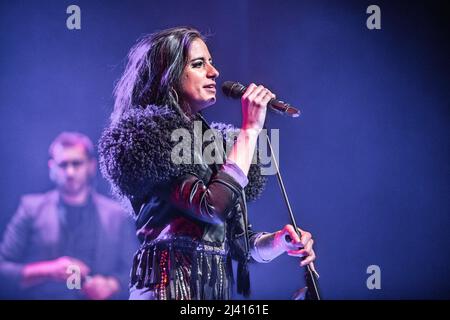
xmin=0 ymin=0 xmax=449 ymax=299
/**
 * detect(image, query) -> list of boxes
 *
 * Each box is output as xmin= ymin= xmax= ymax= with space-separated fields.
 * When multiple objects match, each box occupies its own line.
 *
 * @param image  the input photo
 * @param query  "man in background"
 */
xmin=0 ymin=132 xmax=138 ymax=299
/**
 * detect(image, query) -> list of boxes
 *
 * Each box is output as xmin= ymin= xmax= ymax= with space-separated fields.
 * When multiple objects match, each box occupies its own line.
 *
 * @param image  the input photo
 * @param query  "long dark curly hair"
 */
xmin=111 ymin=26 xmax=204 ymax=124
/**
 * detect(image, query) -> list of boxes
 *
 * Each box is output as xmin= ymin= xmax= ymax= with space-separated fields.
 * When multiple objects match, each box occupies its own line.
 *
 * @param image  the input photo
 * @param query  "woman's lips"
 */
xmin=203 ymin=85 xmax=216 ymax=92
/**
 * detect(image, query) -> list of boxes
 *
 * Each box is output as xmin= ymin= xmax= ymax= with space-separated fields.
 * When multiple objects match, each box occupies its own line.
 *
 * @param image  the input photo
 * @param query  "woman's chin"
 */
xmin=195 ymin=98 xmax=217 ymax=112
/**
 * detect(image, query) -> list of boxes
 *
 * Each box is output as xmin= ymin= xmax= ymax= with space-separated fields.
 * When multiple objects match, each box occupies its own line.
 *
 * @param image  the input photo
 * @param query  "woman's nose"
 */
xmin=207 ymin=64 xmax=219 ymax=79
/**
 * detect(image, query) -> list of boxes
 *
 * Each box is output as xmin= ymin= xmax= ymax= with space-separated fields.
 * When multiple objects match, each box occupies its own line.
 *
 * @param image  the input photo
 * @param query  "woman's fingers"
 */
xmin=243 ymin=84 xmax=263 ymax=101
xmin=287 ymin=239 xmax=314 ymax=257
xmin=283 ymin=225 xmax=313 ymax=248
xmin=243 ymin=84 xmax=274 ymax=107
xmin=309 ymin=261 xmax=319 ymax=277
xmin=241 ymin=83 xmax=257 ymax=100
xmin=281 ymin=224 xmax=316 ymax=267
xmin=240 ymin=83 xmax=275 ymax=131
xmin=256 ymin=88 xmax=275 ymax=107
xmin=300 ymin=249 xmax=316 ymax=267
xmin=300 ymin=231 xmax=312 ymax=248
xmin=285 ymin=224 xmax=300 ymax=241
xmin=261 ymin=91 xmax=274 ymax=107
xmin=286 ymin=249 xmax=304 ymax=257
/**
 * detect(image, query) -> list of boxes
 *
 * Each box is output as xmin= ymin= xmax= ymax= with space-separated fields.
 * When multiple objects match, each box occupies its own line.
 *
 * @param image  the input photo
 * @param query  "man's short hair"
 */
xmin=49 ymin=132 xmax=95 ymax=159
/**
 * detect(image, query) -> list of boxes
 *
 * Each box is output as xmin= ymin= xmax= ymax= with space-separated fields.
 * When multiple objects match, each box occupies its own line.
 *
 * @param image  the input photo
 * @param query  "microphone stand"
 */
xmin=264 ymin=126 xmax=321 ymax=300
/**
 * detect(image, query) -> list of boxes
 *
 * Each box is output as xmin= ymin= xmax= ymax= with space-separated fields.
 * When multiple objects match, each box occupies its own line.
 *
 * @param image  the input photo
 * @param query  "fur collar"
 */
xmin=98 ymin=105 xmax=267 ymax=203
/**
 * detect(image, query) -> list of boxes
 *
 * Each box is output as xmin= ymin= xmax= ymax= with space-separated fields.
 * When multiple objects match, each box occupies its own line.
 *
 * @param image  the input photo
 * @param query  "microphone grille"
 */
xmin=222 ymin=81 xmax=246 ymax=98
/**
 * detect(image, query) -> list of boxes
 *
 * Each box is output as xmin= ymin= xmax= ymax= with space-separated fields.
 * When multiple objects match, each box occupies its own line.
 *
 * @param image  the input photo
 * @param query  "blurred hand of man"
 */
xmin=22 ymin=256 xmax=90 ymax=287
xmin=82 ymin=275 xmax=120 ymax=300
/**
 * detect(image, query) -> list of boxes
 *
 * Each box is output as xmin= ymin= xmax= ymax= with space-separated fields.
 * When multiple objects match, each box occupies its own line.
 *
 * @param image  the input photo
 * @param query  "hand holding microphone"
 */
xmin=239 ymin=83 xmax=275 ymax=132
xmin=225 ymin=81 xmax=299 ymax=177
xmin=222 ymin=81 xmax=301 ymax=118
xmin=225 ymin=83 xmax=275 ymax=176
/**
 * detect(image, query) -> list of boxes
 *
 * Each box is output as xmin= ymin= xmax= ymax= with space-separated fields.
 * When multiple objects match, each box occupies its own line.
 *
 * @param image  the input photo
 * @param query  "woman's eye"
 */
xmin=192 ymin=61 xmax=204 ymax=68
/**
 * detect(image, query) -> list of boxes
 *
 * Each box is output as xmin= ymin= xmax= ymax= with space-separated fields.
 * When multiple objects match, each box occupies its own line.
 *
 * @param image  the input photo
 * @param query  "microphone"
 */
xmin=222 ymin=81 xmax=301 ymax=118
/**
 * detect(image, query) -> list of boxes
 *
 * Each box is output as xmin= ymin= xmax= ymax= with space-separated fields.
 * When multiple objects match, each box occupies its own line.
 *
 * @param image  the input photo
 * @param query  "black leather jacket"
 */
xmin=133 ymin=151 xmax=255 ymax=256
